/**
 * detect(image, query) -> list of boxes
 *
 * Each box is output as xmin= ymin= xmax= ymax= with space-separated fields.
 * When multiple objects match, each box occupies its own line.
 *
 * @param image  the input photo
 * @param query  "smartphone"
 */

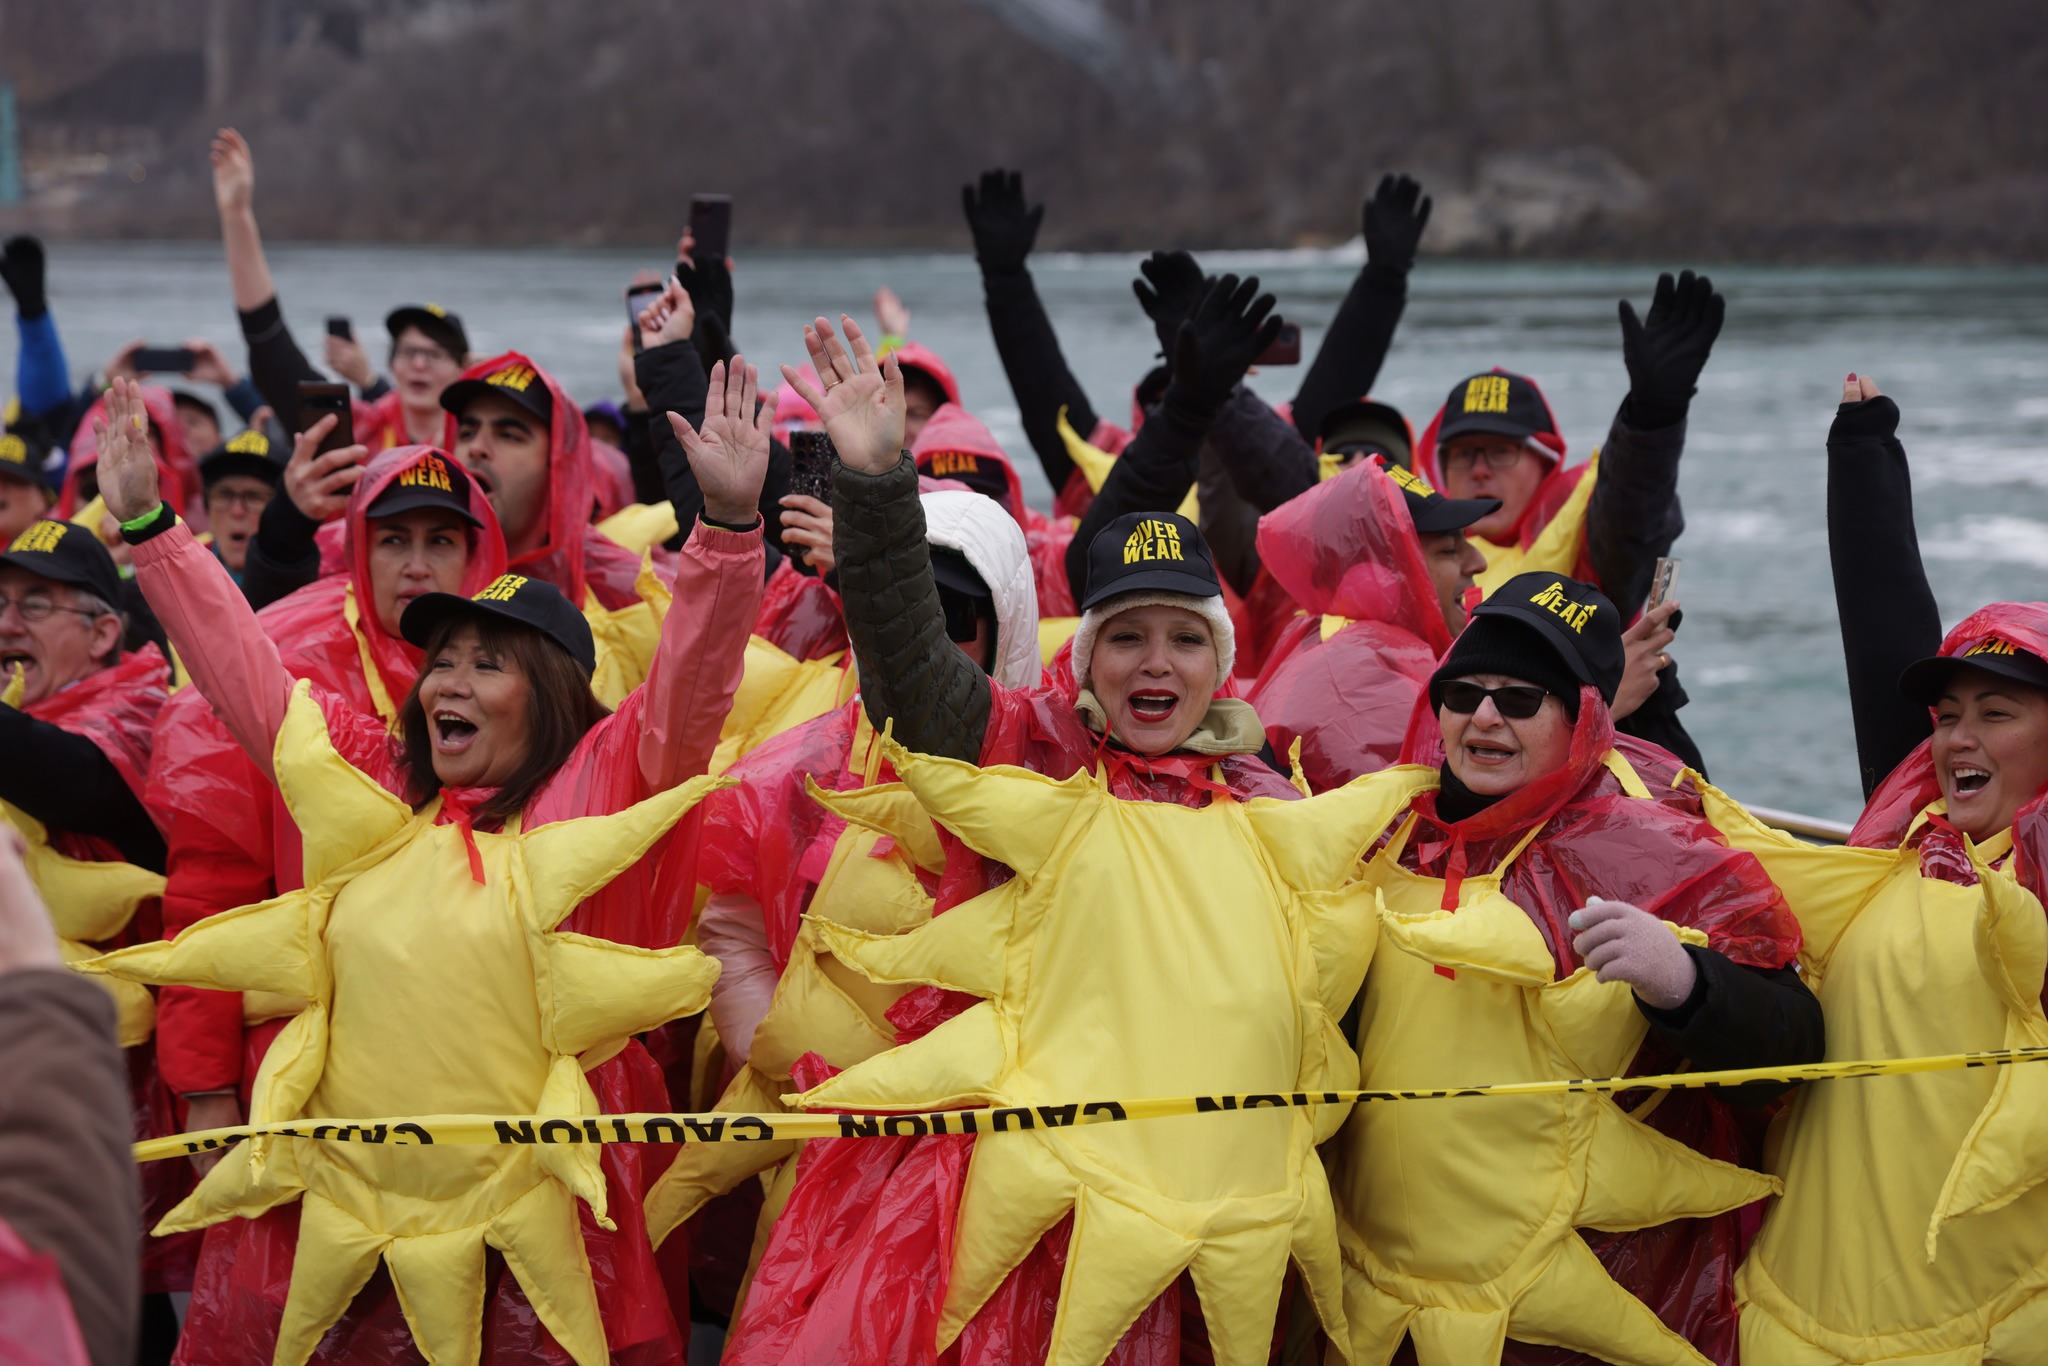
xmin=1253 ymin=321 xmax=1302 ymax=366
xmin=132 ymin=346 xmax=197 ymax=374
xmin=326 ymin=316 xmax=353 ymax=341
xmin=787 ymin=430 xmax=838 ymax=504
xmin=626 ymin=281 xmax=666 ymax=341
xmin=689 ymin=194 xmax=734 ymax=263
xmin=296 ymin=381 xmax=355 ymax=455
xmin=1646 ymin=557 xmax=1681 ymax=613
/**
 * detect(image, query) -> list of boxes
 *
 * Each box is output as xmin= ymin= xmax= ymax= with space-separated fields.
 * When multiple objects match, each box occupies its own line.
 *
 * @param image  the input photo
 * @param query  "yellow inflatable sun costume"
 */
xmin=784 ymin=741 xmax=1422 ymax=1366
xmin=85 ymin=683 xmax=728 ymax=1366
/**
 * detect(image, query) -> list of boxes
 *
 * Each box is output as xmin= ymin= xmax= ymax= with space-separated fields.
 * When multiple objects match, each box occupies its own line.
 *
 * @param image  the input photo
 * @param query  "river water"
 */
xmin=8 ymin=244 xmax=2047 ymax=821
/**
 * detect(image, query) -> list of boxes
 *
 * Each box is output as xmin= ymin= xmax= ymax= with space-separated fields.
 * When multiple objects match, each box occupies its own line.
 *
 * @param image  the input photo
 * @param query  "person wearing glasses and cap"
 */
xmin=1328 ymin=570 xmax=1821 ymax=1366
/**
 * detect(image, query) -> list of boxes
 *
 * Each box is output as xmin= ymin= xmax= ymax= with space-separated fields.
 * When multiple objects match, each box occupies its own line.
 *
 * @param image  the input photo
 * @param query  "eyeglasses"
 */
xmin=1441 ymin=443 xmax=1529 ymax=474
xmin=208 ymin=488 xmax=272 ymax=510
xmin=393 ymin=345 xmax=457 ymax=367
xmin=0 ymin=592 xmax=100 ymax=624
xmin=1438 ymin=681 xmax=1549 ymax=719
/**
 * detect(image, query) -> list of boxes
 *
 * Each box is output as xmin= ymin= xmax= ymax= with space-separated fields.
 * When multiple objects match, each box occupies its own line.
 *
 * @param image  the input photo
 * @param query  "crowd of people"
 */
xmin=0 ymin=129 xmax=2044 ymax=1366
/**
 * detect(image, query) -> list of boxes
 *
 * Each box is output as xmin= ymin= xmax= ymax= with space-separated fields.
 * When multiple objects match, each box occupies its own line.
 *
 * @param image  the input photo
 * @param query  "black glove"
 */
xmin=1619 ymin=270 xmax=1725 ymax=426
xmin=1362 ymin=174 xmax=1431 ymax=276
xmin=1163 ymin=275 xmax=1282 ymax=423
xmin=674 ymin=250 xmax=734 ymax=339
xmin=960 ymin=168 xmax=1043 ymax=277
xmin=1131 ymin=250 xmax=1207 ymax=358
xmin=0 ymin=236 xmax=47 ymax=321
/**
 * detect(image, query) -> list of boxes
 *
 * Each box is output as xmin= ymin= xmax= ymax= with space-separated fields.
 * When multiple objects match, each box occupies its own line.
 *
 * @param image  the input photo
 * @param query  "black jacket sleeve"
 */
xmin=1064 ymin=399 xmax=1209 ymax=604
xmin=1290 ymin=261 xmax=1407 ymax=443
xmin=634 ymin=338 xmax=793 ymax=560
xmin=622 ymin=406 xmax=662 ymax=508
xmin=1827 ymin=395 xmax=1940 ymax=797
xmin=833 ymin=455 xmax=990 ymax=764
xmin=1197 ymin=432 xmax=1264 ymax=598
xmin=237 ymin=295 xmax=325 ymax=434
xmin=240 ymin=489 xmax=324 ymax=611
xmin=1637 ymin=945 xmax=1825 ymax=1106
xmin=1209 ymin=387 xmax=1321 ymax=515
xmin=0 ymin=705 xmax=164 ymax=872
xmin=980 ymin=267 xmax=1094 ymax=498
xmin=1584 ymin=398 xmax=1687 ymax=622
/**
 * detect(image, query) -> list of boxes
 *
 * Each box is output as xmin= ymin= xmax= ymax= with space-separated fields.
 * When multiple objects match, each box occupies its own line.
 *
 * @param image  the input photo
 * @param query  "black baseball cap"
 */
xmin=0 ymin=430 xmax=56 ymax=493
xmin=1079 ymin=511 xmax=1221 ymax=612
xmin=0 ymin=519 xmax=123 ymax=609
xmin=200 ymin=429 xmax=286 ymax=490
xmin=439 ymin=359 xmax=554 ymax=426
xmin=1433 ymin=571 xmax=1625 ymax=705
xmin=1381 ymin=461 xmax=1500 ymax=536
xmin=1436 ymin=369 xmax=1558 ymax=447
xmin=386 ymin=303 xmax=470 ymax=362
xmin=1900 ymin=637 xmax=2048 ymax=705
xmin=1319 ymin=399 xmax=1413 ymax=467
xmin=400 ymin=572 xmax=596 ymax=677
xmin=364 ymin=450 xmax=484 ymax=528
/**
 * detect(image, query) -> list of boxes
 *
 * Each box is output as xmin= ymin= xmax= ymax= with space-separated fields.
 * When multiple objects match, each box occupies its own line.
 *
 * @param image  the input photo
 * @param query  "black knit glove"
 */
xmin=1362 ymin=174 xmax=1431 ymax=276
xmin=960 ymin=168 xmax=1043 ymax=277
xmin=1163 ymin=275 xmax=1282 ymax=424
xmin=674 ymin=250 xmax=734 ymax=340
xmin=0 ymin=236 xmax=46 ymax=321
xmin=1619 ymin=270 xmax=1726 ymax=428
xmin=1132 ymin=249 xmax=1207 ymax=359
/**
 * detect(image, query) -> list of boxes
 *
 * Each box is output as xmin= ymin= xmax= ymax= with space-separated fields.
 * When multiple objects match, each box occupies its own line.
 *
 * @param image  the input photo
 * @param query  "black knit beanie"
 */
xmin=1429 ymin=616 xmax=1585 ymax=719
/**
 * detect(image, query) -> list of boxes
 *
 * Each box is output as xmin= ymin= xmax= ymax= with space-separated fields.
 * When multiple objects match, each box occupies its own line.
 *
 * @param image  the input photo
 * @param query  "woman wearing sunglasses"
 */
xmin=1327 ymin=570 xmax=1822 ymax=1366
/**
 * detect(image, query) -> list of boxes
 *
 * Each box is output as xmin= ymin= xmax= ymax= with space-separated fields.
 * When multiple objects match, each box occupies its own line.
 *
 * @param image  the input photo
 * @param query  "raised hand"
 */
xmin=0 ymin=235 xmax=47 ymax=319
xmin=1619 ymin=270 xmax=1726 ymax=415
xmin=1568 ymin=898 xmax=1698 ymax=1010
xmin=874 ymin=286 xmax=911 ymax=339
xmin=781 ymin=316 xmax=904 ymax=477
xmin=1613 ymin=599 xmax=1679 ymax=721
xmin=1841 ymin=371 xmax=1882 ymax=404
xmin=674 ymin=228 xmax=734 ymax=336
xmin=1166 ymin=274 xmax=1283 ymax=419
xmin=667 ymin=356 xmax=772 ymax=526
xmin=1362 ymin=173 xmax=1432 ymax=275
xmin=210 ymin=128 xmax=255 ymax=218
xmin=93 ymin=378 xmax=163 ymax=523
xmin=638 ymin=277 xmax=696 ymax=351
xmin=183 ymin=337 xmax=242 ymax=389
xmin=960 ymin=168 xmax=1043 ymax=276
xmin=1131 ymin=249 xmax=1207 ymax=357
xmin=778 ymin=494 xmax=835 ymax=575
xmin=321 ymin=332 xmax=373 ymax=388
xmin=283 ymin=416 xmax=367 ymax=521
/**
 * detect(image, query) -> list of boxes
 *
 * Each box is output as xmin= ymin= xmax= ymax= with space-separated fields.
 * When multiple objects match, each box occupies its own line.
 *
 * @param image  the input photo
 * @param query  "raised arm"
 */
xmin=1290 ymin=174 xmax=1428 ymax=441
xmin=1827 ymin=374 xmax=1941 ymax=797
xmin=212 ymin=129 xmax=325 ymax=432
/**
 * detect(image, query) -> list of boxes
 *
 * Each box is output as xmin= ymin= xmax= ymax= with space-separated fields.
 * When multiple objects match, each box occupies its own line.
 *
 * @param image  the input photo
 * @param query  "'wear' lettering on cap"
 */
xmin=1965 ymin=637 xmax=2019 ymax=657
xmin=0 ymin=435 xmax=27 ymax=467
xmin=926 ymin=451 xmax=980 ymax=477
xmin=486 ymin=365 xmax=538 ymax=393
xmin=1463 ymin=375 xmax=1511 ymax=415
xmin=397 ymin=455 xmax=455 ymax=492
xmin=474 ymin=574 xmax=528 ymax=602
xmin=225 ymin=430 xmax=270 ymax=457
xmin=1122 ymin=518 xmax=1184 ymax=565
xmin=9 ymin=522 xmax=67 ymax=555
xmin=1528 ymin=579 xmax=1598 ymax=633
xmin=1387 ymin=464 xmax=1437 ymax=498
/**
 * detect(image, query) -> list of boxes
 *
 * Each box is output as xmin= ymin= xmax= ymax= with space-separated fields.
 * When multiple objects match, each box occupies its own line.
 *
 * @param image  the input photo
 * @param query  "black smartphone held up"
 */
xmin=296 ymin=381 xmax=355 ymax=455
xmin=326 ymin=316 xmax=353 ymax=341
xmin=689 ymin=194 xmax=733 ymax=263
xmin=626 ymin=282 xmax=666 ymax=351
xmin=786 ymin=430 xmax=838 ymax=505
xmin=1253 ymin=321 xmax=1302 ymax=366
xmin=131 ymin=346 xmax=197 ymax=374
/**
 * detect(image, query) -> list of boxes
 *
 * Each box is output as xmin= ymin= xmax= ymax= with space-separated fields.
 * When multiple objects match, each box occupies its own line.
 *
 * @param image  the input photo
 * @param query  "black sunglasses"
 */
xmin=1437 ymin=681 xmax=1550 ymax=720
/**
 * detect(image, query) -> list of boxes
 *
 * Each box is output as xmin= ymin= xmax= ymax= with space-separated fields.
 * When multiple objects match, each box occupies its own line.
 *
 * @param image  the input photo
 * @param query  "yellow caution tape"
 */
xmin=136 ymin=1045 xmax=2048 ymax=1163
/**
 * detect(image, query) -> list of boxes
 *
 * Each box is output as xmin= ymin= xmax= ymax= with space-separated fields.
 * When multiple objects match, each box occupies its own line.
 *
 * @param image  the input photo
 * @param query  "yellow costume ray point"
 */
xmin=787 ymin=741 xmax=1422 ymax=1366
xmin=82 ymin=682 xmax=729 ymax=1366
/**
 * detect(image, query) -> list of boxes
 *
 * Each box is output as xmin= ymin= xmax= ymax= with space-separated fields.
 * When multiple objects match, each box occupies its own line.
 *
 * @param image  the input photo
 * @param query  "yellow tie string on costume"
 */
xmin=80 ymin=682 xmax=731 ymax=1366
xmin=132 ymin=1045 xmax=2048 ymax=1163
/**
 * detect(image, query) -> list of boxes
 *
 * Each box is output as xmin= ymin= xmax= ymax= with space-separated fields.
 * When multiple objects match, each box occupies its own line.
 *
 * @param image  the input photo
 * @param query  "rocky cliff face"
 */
xmin=3 ymin=0 xmax=2043 ymax=259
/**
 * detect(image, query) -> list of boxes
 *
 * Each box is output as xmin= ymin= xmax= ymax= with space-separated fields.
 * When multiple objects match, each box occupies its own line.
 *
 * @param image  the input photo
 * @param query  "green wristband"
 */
xmin=119 ymin=503 xmax=169 ymax=534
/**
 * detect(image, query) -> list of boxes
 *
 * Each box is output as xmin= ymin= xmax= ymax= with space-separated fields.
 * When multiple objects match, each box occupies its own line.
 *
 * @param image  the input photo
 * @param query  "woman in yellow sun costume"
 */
xmin=715 ymin=310 xmax=1368 ymax=1366
xmin=1726 ymin=376 xmax=2048 ymax=1364
xmin=1333 ymin=572 xmax=1820 ymax=1366
xmin=80 ymin=372 xmax=770 ymax=1366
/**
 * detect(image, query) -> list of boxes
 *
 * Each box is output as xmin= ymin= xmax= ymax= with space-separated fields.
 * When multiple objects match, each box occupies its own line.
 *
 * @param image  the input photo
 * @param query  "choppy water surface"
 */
xmin=10 ymin=244 xmax=2046 ymax=820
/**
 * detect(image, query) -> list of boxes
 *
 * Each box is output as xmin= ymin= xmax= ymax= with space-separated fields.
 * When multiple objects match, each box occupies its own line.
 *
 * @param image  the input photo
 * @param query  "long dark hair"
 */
xmin=398 ymin=613 xmax=610 ymax=822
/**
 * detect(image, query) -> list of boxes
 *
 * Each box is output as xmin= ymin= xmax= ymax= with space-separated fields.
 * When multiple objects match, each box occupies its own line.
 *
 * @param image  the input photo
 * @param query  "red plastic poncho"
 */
xmin=1249 ymin=460 xmax=1452 ymax=792
xmin=1394 ymin=689 xmax=1801 ymax=1365
xmin=726 ymin=671 xmax=1299 ymax=1366
xmin=754 ymin=558 xmax=848 ymax=662
xmin=0 ymin=1216 xmax=91 ymax=1366
xmin=440 ymin=351 xmax=649 ymax=610
xmin=1412 ymin=369 xmax=1596 ymax=585
xmin=60 ymin=386 xmax=201 ymax=527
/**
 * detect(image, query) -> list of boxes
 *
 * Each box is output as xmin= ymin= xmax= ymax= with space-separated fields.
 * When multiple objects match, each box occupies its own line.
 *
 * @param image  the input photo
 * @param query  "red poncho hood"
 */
xmin=24 ymin=644 xmax=170 ymax=802
xmin=1413 ymin=368 xmax=1580 ymax=551
xmin=60 ymin=386 xmax=201 ymax=526
xmin=441 ymin=351 xmax=645 ymax=608
xmin=1256 ymin=457 xmax=1452 ymax=653
xmin=892 ymin=343 xmax=961 ymax=406
xmin=910 ymin=403 xmax=1026 ymax=527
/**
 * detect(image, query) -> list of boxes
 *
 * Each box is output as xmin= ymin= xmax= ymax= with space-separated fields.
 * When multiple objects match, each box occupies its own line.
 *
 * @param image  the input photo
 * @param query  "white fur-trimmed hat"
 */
xmin=1071 ymin=589 xmax=1235 ymax=695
